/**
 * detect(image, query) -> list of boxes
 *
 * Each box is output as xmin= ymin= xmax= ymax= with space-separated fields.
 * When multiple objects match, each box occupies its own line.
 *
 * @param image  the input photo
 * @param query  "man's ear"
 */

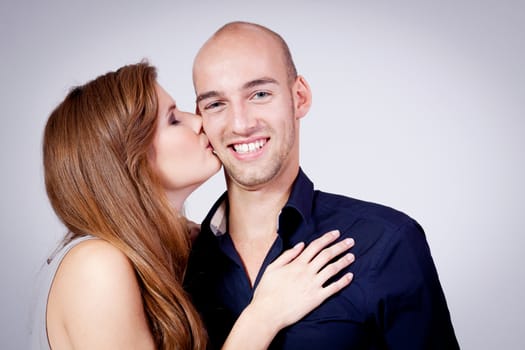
xmin=292 ymin=75 xmax=312 ymax=120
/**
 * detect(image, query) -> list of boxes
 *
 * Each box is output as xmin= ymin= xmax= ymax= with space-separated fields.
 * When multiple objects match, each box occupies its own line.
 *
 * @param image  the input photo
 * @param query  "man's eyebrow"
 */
xmin=243 ymin=78 xmax=278 ymax=90
xmin=196 ymin=91 xmax=219 ymax=103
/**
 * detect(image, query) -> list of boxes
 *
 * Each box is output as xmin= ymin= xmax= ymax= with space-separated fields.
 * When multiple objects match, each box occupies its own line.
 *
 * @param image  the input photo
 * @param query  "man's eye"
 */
xmin=252 ymin=91 xmax=271 ymax=100
xmin=204 ymin=101 xmax=223 ymax=110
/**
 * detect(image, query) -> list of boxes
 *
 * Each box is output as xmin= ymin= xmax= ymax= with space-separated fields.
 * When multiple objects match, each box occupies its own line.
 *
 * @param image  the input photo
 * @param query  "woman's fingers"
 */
xmin=294 ymin=230 xmax=341 ymax=264
xmin=316 ymin=252 xmax=355 ymax=286
xmin=309 ymin=237 xmax=355 ymax=273
xmin=267 ymin=229 xmax=355 ymax=296
xmin=320 ymin=272 xmax=354 ymax=299
xmin=274 ymin=230 xmax=355 ymax=278
xmin=268 ymin=242 xmax=305 ymax=269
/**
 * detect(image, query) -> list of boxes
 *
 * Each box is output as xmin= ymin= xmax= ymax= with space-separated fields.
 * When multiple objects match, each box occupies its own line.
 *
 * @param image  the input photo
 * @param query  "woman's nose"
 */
xmin=194 ymin=114 xmax=203 ymax=133
xmin=184 ymin=111 xmax=203 ymax=133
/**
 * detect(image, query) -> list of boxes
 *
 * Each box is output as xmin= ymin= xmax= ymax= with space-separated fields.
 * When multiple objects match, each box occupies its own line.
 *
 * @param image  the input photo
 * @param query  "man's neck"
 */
xmin=226 ymin=177 xmax=294 ymax=286
xmin=227 ymin=181 xmax=291 ymax=242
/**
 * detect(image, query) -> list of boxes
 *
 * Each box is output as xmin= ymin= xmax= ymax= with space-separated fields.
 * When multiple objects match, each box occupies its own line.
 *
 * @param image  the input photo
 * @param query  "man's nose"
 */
xmin=229 ymin=102 xmax=256 ymax=135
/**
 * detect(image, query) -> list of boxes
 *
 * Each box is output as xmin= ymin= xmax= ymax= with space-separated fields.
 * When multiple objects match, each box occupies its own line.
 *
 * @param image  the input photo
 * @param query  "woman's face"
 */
xmin=149 ymin=83 xmax=221 ymax=209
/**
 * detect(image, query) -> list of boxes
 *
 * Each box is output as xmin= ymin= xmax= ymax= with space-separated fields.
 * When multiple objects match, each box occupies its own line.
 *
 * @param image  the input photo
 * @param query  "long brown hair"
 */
xmin=43 ymin=62 xmax=207 ymax=349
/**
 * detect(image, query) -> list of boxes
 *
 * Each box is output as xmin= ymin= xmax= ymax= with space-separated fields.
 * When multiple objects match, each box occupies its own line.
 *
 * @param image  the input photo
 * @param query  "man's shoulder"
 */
xmin=311 ymin=190 xmax=428 ymax=269
xmin=313 ymin=190 xmax=416 ymax=230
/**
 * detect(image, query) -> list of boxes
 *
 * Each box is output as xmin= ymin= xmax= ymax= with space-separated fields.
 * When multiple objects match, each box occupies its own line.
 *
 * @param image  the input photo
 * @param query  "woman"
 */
xmin=33 ymin=62 xmax=355 ymax=349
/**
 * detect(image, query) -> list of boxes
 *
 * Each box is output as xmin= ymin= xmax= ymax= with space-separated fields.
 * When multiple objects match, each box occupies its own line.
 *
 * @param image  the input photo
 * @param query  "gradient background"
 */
xmin=1 ymin=0 xmax=524 ymax=348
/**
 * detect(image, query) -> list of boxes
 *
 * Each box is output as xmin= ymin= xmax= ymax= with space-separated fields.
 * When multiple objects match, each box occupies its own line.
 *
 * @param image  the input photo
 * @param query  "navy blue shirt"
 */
xmin=185 ymin=169 xmax=459 ymax=349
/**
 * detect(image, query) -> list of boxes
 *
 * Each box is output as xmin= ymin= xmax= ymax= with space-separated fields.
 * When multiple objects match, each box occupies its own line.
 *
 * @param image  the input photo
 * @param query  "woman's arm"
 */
xmin=222 ymin=230 xmax=354 ymax=350
xmin=46 ymin=239 xmax=155 ymax=350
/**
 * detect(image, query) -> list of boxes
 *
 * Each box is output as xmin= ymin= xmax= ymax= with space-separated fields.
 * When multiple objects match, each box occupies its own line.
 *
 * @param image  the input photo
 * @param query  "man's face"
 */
xmin=193 ymin=29 xmax=307 ymax=189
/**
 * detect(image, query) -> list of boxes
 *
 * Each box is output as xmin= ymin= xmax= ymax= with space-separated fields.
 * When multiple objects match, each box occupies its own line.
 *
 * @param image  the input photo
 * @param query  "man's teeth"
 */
xmin=233 ymin=139 xmax=266 ymax=154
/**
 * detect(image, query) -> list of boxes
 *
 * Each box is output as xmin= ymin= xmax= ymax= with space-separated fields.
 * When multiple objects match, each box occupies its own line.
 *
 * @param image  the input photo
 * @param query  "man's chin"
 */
xmin=225 ymin=167 xmax=275 ymax=189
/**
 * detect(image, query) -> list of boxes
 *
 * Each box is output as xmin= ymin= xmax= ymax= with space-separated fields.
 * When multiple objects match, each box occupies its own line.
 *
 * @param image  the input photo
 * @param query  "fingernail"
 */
xmin=346 ymin=253 xmax=355 ymax=262
xmin=345 ymin=238 xmax=354 ymax=246
xmin=294 ymin=242 xmax=305 ymax=249
xmin=332 ymin=230 xmax=340 ymax=237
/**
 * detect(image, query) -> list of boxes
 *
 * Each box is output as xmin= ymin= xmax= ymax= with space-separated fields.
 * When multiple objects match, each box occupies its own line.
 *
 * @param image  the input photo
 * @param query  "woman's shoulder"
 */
xmin=62 ymin=238 xmax=129 ymax=270
xmin=50 ymin=238 xmax=138 ymax=307
xmin=47 ymin=238 xmax=154 ymax=349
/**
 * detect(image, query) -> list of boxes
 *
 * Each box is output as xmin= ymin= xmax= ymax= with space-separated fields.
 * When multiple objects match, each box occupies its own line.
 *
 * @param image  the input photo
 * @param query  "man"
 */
xmin=185 ymin=21 xmax=459 ymax=349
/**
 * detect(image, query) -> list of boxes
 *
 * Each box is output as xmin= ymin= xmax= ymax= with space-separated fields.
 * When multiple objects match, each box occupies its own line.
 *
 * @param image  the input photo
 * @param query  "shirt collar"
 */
xmin=206 ymin=168 xmax=314 ymax=237
xmin=209 ymin=193 xmax=228 ymax=237
xmin=282 ymin=168 xmax=314 ymax=223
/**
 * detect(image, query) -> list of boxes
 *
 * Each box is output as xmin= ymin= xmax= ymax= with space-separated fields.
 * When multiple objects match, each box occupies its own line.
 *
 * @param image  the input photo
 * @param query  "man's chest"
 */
xmin=202 ymin=271 xmax=373 ymax=349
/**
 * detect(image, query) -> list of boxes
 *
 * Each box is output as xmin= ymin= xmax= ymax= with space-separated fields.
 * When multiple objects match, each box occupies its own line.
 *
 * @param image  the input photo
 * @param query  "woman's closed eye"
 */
xmin=168 ymin=112 xmax=180 ymax=125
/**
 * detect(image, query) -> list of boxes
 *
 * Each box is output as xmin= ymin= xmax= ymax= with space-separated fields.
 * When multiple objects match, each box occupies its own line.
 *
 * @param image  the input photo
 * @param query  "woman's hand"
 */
xmin=222 ymin=230 xmax=354 ymax=350
xmin=250 ymin=230 xmax=355 ymax=330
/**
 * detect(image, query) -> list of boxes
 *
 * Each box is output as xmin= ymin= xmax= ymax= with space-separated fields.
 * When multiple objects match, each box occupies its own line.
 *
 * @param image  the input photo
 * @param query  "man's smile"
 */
xmin=231 ymin=138 xmax=268 ymax=154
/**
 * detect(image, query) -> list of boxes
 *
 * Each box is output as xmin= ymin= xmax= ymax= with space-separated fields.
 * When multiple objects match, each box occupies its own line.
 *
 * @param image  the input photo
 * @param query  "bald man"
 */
xmin=185 ymin=22 xmax=459 ymax=349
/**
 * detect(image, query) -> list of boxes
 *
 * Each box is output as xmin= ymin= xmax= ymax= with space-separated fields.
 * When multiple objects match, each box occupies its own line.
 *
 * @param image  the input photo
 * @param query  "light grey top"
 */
xmin=29 ymin=235 xmax=97 ymax=349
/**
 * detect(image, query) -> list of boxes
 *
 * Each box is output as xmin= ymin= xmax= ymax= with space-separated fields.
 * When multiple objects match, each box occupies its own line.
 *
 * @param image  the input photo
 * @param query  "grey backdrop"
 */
xmin=1 ymin=0 xmax=524 ymax=348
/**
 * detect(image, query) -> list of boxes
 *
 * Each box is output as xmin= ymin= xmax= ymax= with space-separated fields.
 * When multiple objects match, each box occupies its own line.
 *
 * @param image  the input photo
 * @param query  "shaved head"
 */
xmin=196 ymin=21 xmax=298 ymax=85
